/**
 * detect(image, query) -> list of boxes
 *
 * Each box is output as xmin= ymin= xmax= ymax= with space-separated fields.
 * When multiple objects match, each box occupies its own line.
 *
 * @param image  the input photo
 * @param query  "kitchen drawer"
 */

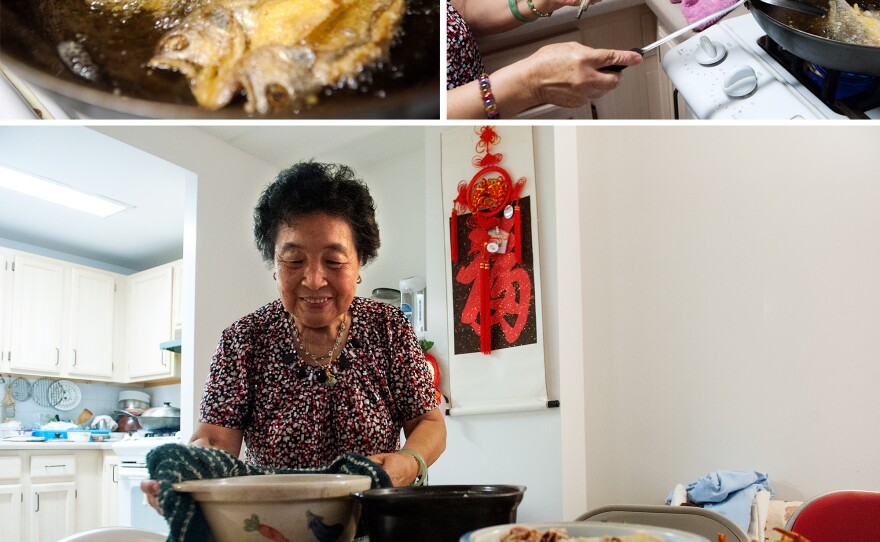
xmin=30 ymin=455 xmax=76 ymax=478
xmin=0 ymin=456 xmax=22 ymax=479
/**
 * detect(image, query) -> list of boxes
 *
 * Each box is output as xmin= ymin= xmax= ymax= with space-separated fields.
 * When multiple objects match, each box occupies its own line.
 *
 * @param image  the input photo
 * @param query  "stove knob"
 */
xmin=695 ymin=36 xmax=727 ymax=66
xmin=723 ymin=65 xmax=758 ymax=98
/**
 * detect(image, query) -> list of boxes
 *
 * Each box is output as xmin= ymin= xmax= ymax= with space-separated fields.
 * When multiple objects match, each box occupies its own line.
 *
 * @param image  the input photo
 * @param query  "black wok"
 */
xmin=749 ymin=0 xmax=880 ymax=75
xmin=0 ymin=0 xmax=439 ymax=119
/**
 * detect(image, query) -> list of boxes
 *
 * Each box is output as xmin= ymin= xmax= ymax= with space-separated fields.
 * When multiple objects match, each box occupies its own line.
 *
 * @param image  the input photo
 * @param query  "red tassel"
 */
xmin=480 ymin=261 xmax=492 ymax=355
xmin=450 ymin=210 xmax=458 ymax=264
xmin=513 ymin=203 xmax=522 ymax=263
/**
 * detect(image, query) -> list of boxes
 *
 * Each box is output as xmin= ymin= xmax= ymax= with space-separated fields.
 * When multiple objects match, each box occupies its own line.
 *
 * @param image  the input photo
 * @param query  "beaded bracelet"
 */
xmin=478 ymin=72 xmax=499 ymax=120
xmin=527 ymin=0 xmax=552 ymax=17
xmin=508 ymin=0 xmax=538 ymax=22
xmin=396 ymin=449 xmax=429 ymax=486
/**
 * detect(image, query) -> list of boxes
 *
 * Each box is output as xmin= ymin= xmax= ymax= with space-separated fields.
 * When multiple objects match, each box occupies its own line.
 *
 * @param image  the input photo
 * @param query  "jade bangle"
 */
xmin=396 ymin=449 xmax=428 ymax=486
xmin=508 ymin=0 xmax=538 ymax=22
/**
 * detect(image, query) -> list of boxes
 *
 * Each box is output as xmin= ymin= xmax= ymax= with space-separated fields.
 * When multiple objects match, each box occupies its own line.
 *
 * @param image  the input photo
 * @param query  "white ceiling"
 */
xmin=0 ymin=126 xmax=425 ymax=273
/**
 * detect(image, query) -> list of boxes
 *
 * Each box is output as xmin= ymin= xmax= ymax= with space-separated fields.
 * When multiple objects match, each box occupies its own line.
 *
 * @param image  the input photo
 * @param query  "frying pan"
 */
xmin=748 ymin=0 xmax=880 ymax=75
xmin=0 ymin=0 xmax=439 ymax=119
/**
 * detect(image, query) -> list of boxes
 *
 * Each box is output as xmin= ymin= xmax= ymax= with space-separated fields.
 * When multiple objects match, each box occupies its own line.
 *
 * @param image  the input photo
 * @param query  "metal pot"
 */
xmin=116 ymin=402 xmax=180 ymax=432
xmin=116 ymin=414 xmax=141 ymax=433
xmin=748 ymin=0 xmax=880 ymax=75
xmin=0 ymin=0 xmax=439 ymax=119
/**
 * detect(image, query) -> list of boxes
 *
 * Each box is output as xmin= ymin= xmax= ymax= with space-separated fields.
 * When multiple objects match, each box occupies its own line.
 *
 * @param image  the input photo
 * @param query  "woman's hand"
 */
xmin=448 ymin=42 xmax=641 ymax=118
xmin=524 ymin=42 xmax=642 ymax=106
xmin=368 ymin=452 xmax=420 ymax=487
xmin=137 ymin=423 xmax=244 ymax=515
xmin=140 ymin=479 xmax=161 ymax=513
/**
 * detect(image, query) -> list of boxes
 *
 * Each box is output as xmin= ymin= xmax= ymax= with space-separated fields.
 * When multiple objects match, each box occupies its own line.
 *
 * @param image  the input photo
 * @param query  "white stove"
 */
xmin=111 ymin=432 xmax=181 ymax=535
xmin=662 ymin=13 xmax=880 ymax=119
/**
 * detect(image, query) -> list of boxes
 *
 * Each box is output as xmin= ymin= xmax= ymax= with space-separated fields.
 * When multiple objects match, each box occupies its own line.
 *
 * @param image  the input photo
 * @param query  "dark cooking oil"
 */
xmin=0 ymin=0 xmax=439 ymax=112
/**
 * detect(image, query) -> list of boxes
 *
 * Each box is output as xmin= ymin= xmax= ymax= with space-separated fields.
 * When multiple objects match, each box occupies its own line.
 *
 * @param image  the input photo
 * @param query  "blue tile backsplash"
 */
xmin=2 ymin=379 xmax=180 ymax=429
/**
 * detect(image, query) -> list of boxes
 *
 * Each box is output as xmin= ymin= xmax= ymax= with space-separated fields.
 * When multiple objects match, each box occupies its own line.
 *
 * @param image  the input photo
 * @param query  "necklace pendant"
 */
xmin=325 ymin=368 xmax=337 ymax=386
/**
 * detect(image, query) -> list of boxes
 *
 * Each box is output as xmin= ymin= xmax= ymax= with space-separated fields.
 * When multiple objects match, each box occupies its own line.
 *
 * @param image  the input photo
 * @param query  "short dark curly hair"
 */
xmin=253 ymin=161 xmax=380 ymax=266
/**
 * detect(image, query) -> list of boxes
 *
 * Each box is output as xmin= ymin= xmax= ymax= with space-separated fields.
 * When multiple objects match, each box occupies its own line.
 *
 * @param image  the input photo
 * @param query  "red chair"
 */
xmin=784 ymin=490 xmax=880 ymax=541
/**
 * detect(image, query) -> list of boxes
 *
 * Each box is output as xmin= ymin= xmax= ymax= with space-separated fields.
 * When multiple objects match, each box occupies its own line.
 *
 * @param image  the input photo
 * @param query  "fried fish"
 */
xmin=138 ymin=0 xmax=405 ymax=112
xmin=827 ymin=0 xmax=880 ymax=46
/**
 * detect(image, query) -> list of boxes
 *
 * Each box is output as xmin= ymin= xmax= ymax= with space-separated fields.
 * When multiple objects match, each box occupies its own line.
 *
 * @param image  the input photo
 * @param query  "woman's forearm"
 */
xmin=401 ymin=408 xmax=447 ymax=467
xmin=452 ymin=0 xmax=561 ymax=36
xmin=447 ymin=62 xmax=538 ymax=120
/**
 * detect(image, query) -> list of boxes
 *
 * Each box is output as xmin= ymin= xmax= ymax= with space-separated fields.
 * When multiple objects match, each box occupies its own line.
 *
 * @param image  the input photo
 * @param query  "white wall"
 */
xmin=573 ymin=125 xmax=880 ymax=507
xmin=93 ymin=127 xmax=279 ymax=436
xmin=354 ymin=148 xmax=427 ymax=300
xmin=425 ymin=127 xmax=565 ymax=522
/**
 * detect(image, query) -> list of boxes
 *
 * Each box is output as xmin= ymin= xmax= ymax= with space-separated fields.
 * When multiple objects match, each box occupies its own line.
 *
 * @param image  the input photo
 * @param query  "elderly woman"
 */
xmin=142 ymin=162 xmax=445 ymax=506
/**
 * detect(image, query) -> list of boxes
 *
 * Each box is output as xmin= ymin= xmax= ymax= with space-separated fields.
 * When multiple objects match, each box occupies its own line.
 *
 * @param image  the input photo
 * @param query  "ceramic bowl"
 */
xmin=173 ymin=474 xmax=372 ymax=542
xmin=66 ymin=431 xmax=91 ymax=442
xmin=460 ymin=521 xmax=712 ymax=542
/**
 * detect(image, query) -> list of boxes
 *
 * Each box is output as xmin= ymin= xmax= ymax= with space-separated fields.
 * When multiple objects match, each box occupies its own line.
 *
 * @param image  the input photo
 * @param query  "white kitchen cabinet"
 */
xmin=0 ymin=250 xmax=13 ymax=368
xmin=27 ymin=453 xmax=77 ymax=542
xmin=9 ymin=254 xmax=66 ymax=374
xmin=67 ymin=268 xmax=116 ymax=379
xmin=101 ymin=453 xmax=119 ymax=527
xmin=28 ymin=481 xmax=76 ymax=542
xmin=0 ymin=449 xmax=103 ymax=542
xmin=0 ymin=455 xmax=23 ymax=542
xmin=0 ymin=483 xmax=23 ymax=541
xmin=5 ymin=251 xmax=117 ymax=380
xmin=125 ymin=264 xmax=175 ymax=380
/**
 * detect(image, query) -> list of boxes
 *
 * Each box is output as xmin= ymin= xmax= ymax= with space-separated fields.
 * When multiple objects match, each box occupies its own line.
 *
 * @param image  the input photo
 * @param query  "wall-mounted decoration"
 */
xmin=440 ymin=126 xmax=547 ymax=416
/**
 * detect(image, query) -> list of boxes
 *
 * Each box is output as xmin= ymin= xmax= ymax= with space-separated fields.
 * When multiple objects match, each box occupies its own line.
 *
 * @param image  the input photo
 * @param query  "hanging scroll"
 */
xmin=440 ymin=126 xmax=547 ymax=416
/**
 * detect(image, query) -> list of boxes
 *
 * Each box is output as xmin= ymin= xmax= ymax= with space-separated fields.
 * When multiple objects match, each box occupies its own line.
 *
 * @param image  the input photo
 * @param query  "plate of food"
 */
xmin=461 ymin=522 xmax=711 ymax=542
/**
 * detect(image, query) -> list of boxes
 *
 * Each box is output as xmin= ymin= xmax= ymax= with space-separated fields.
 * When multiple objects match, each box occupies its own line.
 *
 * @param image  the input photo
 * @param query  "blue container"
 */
xmin=32 ymin=429 xmax=111 ymax=440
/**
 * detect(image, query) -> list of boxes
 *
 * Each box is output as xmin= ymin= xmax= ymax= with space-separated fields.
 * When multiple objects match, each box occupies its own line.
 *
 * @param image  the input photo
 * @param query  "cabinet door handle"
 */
xmin=72 ymin=348 xmax=77 ymax=367
xmin=34 ymin=492 xmax=39 ymax=512
xmin=55 ymin=348 xmax=60 ymax=366
xmin=112 ymin=464 xmax=118 ymax=483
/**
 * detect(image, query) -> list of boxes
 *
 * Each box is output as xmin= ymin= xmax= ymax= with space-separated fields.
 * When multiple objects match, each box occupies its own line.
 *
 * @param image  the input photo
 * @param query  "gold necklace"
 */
xmin=289 ymin=313 xmax=346 ymax=386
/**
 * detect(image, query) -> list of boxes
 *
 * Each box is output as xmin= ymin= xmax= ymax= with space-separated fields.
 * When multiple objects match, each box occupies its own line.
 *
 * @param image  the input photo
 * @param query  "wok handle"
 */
xmin=600 ymin=48 xmax=644 ymax=72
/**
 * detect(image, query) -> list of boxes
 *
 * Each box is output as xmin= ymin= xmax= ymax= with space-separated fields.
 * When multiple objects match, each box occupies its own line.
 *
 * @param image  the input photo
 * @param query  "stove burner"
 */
xmin=758 ymin=36 xmax=880 ymax=118
xmin=805 ymin=64 xmax=876 ymax=101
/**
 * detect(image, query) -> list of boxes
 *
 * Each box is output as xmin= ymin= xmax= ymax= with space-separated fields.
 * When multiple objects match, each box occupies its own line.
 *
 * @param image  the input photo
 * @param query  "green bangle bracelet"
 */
xmin=396 ymin=449 xmax=429 ymax=486
xmin=508 ymin=0 xmax=538 ymax=23
xmin=527 ymin=0 xmax=552 ymax=17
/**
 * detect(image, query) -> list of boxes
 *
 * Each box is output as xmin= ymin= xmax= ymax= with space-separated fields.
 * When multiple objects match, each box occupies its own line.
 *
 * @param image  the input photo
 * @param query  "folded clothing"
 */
xmin=669 ymin=470 xmax=774 ymax=532
xmin=146 ymin=443 xmax=393 ymax=542
xmin=679 ymin=0 xmax=739 ymax=29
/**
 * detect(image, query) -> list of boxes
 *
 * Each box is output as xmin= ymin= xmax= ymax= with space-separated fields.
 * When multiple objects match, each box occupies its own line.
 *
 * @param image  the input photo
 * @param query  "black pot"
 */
xmin=354 ymin=485 xmax=526 ymax=542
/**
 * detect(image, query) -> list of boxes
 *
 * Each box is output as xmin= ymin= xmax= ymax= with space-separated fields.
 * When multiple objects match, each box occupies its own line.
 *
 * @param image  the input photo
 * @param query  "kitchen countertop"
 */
xmin=0 ymin=439 xmax=118 ymax=451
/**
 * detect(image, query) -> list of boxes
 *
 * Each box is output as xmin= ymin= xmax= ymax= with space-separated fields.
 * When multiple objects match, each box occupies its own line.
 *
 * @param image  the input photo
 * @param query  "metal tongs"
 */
xmin=0 ymin=62 xmax=54 ymax=120
xmin=576 ymin=0 xmax=591 ymax=19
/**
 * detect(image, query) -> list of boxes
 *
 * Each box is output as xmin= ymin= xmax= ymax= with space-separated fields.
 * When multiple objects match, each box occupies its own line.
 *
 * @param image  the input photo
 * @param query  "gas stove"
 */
xmin=662 ymin=13 xmax=880 ymax=119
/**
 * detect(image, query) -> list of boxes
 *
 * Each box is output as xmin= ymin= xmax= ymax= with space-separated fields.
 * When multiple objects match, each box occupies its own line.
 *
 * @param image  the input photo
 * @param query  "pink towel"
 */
xmin=678 ymin=0 xmax=738 ymax=29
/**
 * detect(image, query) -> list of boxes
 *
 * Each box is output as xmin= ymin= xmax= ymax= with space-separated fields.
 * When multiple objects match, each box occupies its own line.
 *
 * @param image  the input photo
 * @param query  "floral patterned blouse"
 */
xmin=447 ymin=0 xmax=484 ymax=89
xmin=199 ymin=296 xmax=436 ymax=469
